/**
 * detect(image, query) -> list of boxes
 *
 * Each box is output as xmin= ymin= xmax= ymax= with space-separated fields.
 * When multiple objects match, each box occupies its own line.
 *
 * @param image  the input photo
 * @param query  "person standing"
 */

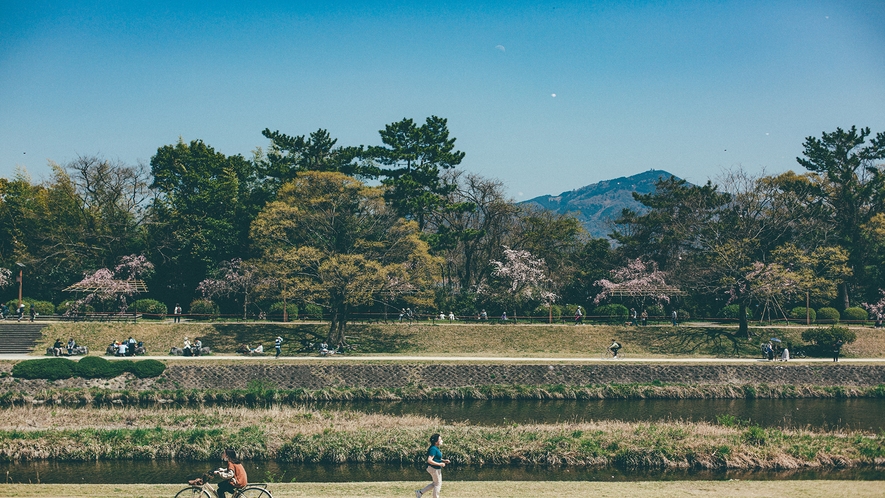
xmin=832 ymin=339 xmax=843 ymax=362
xmin=640 ymin=310 xmax=648 ymax=326
xmin=275 ymin=336 xmax=283 ymax=358
xmin=671 ymin=310 xmax=678 ymax=327
xmin=173 ymin=303 xmax=182 ymax=323
xmin=29 ymin=303 xmax=36 ymax=322
xmin=630 ymin=308 xmax=637 ymax=326
xmin=415 ymin=433 xmax=450 ymax=498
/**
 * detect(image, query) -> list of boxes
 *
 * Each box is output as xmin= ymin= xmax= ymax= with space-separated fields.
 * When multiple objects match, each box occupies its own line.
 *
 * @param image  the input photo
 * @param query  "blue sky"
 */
xmin=1 ymin=0 xmax=883 ymax=199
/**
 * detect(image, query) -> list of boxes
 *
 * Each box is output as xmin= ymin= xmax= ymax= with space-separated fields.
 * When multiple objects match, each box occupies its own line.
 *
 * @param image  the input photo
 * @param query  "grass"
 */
xmin=2 ymin=481 xmax=885 ymax=497
xmin=32 ymin=321 xmax=885 ymax=358
xmin=0 ymin=406 xmax=882 ymax=469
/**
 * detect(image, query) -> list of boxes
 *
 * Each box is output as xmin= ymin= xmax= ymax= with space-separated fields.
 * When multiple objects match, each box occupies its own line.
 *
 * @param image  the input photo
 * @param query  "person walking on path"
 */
xmin=275 ymin=336 xmax=283 ymax=358
xmin=416 ymin=433 xmax=450 ymax=498
xmin=640 ymin=310 xmax=648 ymax=326
xmin=29 ymin=303 xmax=36 ymax=322
xmin=832 ymin=339 xmax=843 ymax=362
xmin=173 ymin=303 xmax=182 ymax=323
xmin=671 ymin=310 xmax=678 ymax=327
xmin=574 ymin=306 xmax=583 ymax=325
xmin=630 ymin=308 xmax=637 ymax=326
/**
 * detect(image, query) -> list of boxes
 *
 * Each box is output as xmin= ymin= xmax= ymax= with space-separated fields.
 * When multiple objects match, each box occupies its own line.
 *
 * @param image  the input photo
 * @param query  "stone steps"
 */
xmin=0 ymin=322 xmax=48 ymax=354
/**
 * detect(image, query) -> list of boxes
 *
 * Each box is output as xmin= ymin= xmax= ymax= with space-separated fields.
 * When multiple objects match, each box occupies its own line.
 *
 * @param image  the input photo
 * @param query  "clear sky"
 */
xmin=2 ymin=0 xmax=884 ymax=199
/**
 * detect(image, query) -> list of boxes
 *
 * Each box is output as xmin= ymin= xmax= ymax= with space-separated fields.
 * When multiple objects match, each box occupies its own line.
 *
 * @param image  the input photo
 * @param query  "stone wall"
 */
xmin=155 ymin=363 xmax=885 ymax=390
xmin=1 ymin=363 xmax=883 ymax=392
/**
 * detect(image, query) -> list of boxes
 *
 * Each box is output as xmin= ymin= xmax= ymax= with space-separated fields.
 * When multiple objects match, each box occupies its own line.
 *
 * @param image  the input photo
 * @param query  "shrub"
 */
xmin=789 ymin=307 xmax=816 ymax=323
xmin=801 ymin=325 xmax=857 ymax=347
xmin=592 ymin=304 xmax=629 ymax=323
xmin=533 ymin=304 xmax=564 ymax=321
xmin=300 ymin=303 xmax=324 ymax=320
xmin=75 ymin=356 xmax=127 ymax=379
xmin=29 ymin=300 xmax=55 ymax=316
xmin=189 ymin=299 xmax=218 ymax=319
xmin=644 ymin=304 xmax=665 ymax=320
xmin=12 ymin=358 xmax=76 ymax=380
xmin=842 ymin=307 xmax=869 ymax=323
xmin=269 ymin=302 xmax=298 ymax=320
xmin=128 ymin=359 xmax=166 ymax=378
xmin=676 ymin=309 xmax=691 ymax=320
xmin=718 ymin=304 xmax=749 ymax=320
xmin=817 ymin=307 xmax=840 ymax=323
xmin=130 ymin=299 xmax=167 ymax=316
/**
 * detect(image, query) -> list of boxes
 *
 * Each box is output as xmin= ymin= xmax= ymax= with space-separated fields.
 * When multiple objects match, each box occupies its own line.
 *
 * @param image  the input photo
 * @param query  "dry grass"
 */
xmin=0 ymin=405 xmax=881 ymax=469
xmin=2 ymin=481 xmax=885 ymax=498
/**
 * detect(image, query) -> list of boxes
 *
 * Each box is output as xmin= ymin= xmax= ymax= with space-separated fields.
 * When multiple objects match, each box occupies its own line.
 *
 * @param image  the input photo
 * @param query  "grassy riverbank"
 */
xmin=30 ymin=321 xmax=885 ymax=358
xmin=0 ymin=406 xmax=882 ymax=469
xmin=3 ymin=481 xmax=885 ymax=498
xmin=1 ymin=383 xmax=883 ymax=408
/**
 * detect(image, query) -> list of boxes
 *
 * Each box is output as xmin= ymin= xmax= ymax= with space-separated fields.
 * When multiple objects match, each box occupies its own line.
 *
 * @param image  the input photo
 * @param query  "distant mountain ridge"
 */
xmin=521 ymin=169 xmax=681 ymax=239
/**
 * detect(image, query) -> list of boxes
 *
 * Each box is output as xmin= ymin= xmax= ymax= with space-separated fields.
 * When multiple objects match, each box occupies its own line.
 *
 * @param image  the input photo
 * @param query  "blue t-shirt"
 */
xmin=427 ymin=445 xmax=443 ymax=466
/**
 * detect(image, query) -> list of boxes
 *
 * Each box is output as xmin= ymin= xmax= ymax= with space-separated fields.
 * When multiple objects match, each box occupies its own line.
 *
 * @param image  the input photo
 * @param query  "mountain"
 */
xmin=521 ymin=169 xmax=680 ymax=239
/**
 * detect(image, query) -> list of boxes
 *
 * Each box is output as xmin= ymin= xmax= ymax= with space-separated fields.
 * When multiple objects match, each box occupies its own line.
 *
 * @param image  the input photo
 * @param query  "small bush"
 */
xmin=128 ymin=359 xmax=166 ymax=378
xmin=718 ymin=304 xmax=751 ymax=320
xmin=789 ymin=307 xmax=816 ymax=323
xmin=130 ymin=299 xmax=168 ymax=316
xmin=12 ymin=358 xmax=76 ymax=380
xmin=76 ymin=356 xmax=127 ymax=379
xmin=801 ymin=325 xmax=857 ymax=347
xmin=29 ymin=300 xmax=55 ymax=316
xmin=592 ymin=304 xmax=629 ymax=323
xmin=300 ymin=303 xmax=323 ymax=320
xmin=189 ymin=299 xmax=218 ymax=319
xmin=532 ymin=304 xmax=564 ymax=321
xmin=842 ymin=307 xmax=868 ymax=322
xmin=817 ymin=307 xmax=840 ymax=323
xmin=269 ymin=302 xmax=298 ymax=320
xmin=676 ymin=309 xmax=691 ymax=320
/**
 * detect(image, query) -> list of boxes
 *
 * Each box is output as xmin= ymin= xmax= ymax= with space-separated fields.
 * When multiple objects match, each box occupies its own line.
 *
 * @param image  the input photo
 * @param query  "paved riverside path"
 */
xmin=1 ymin=353 xmax=883 ymax=363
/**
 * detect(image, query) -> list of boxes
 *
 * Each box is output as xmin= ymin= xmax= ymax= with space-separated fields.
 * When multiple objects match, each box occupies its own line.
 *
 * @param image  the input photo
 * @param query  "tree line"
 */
xmin=1 ymin=121 xmax=883 ymax=342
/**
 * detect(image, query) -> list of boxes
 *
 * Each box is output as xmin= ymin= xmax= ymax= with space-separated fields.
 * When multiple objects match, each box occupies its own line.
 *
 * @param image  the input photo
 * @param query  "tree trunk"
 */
xmin=738 ymin=302 xmax=750 ymax=338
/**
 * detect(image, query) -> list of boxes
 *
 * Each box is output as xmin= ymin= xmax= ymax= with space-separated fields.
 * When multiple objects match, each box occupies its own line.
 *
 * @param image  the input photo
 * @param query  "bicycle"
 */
xmin=174 ymin=479 xmax=273 ymax=498
xmin=600 ymin=348 xmax=626 ymax=359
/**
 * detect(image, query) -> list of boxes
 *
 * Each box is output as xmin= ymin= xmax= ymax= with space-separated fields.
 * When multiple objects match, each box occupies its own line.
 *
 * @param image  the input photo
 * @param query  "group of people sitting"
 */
xmin=170 ymin=336 xmax=208 ymax=356
xmin=761 ymin=341 xmax=789 ymax=361
xmin=236 ymin=343 xmax=263 ymax=355
xmin=50 ymin=337 xmax=88 ymax=356
xmin=107 ymin=337 xmax=146 ymax=356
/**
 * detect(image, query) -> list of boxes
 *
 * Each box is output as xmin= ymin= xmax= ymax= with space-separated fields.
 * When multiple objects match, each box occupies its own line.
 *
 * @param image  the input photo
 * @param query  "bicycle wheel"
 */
xmin=174 ymin=486 xmax=212 ymax=498
xmin=236 ymin=486 xmax=273 ymax=498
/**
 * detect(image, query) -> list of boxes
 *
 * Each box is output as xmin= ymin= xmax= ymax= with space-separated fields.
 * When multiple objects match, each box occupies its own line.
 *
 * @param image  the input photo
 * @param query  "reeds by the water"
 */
xmin=0 ymin=405 xmax=881 ymax=470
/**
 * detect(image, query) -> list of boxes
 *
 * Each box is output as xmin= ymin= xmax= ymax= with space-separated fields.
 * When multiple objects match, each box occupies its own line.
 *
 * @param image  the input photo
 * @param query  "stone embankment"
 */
xmin=2 ymin=363 xmax=884 ymax=392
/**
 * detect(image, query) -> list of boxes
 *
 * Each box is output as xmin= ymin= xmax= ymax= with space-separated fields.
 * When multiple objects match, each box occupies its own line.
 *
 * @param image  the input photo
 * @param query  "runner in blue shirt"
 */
xmin=415 ymin=433 xmax=450 ymax=498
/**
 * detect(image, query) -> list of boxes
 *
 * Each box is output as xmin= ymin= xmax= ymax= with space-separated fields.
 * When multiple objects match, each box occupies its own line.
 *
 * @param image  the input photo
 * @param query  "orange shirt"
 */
xmin=228 ymin=461 xmax=248 ymax=488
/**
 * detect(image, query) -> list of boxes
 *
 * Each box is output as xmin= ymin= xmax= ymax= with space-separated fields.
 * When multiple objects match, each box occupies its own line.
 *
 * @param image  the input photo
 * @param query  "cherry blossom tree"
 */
xmin=484 ymin=246 xmax=557 ymax=319
xmin=0 ymin=268 xmax=11 ymax=289
xmin=197 ymin=258 xmax=264 ymax=319
xmin=64 ymin=254 xmax=153 ymax=313
xmin=594 ymin=258 xmax=678 ymax=309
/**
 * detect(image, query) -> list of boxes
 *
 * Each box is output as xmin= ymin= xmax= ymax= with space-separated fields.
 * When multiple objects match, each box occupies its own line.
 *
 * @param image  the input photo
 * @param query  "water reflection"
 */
xmin=3 ymin=460 xmax=884 ymax=484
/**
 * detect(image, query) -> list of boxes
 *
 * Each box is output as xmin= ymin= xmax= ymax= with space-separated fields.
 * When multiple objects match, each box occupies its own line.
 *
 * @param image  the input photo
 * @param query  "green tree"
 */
xmin=794 ymin=126 xmax=885 ymax=308
xmin=148 ymin=139 xmax=263 ymax=304
xmin=369 ymin=116 xmax=466 ymax=231
xmin=250 ymin=172 xmax=439 ymax=344
xmin=259 ymin=128 xmax=370 ymax=188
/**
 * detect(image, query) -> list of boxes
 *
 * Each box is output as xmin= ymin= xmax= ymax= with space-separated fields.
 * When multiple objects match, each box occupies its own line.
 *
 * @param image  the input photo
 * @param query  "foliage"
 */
xmin=189 ymin=299 xmax=219 ymax=318
xmin=250 ymin=171 xmax=439 ymax=344
xmin=801 ymin=326 xmax=857 ymax=346
xmin=300 ymin=304 xmax=323 ymax=320
xmin=718 ymin=304 xmax=750 ymax=320
xmin=13 ymin=357 xmax=164 ymax=380
xmin=12 ymin=358 xmax=76 ymax=380
xmin=816 ymin=307 xmax=840 ymax=323
xmin=594 ymin=258 xmax=677 ymax=307
xmin=0 ymin=268 xmax=11 ymax=289
xmin=197 ymin=258 xmax=263 ymax=319
xmin=592 ymin=304 xmax=629 ymax=323
xmin=484 ymin=246 xmax=557 ymax=315
xmin=127 ymin=359 xmax=166 ymax=378
xmin=788 ymin=307 xmax=817 ymax=323
xmin=56 ymin=301 xmax=94 ymax=314
xmin=130 ymin=299 xmax=167 ymax=316
xmin=268 ymin=302 xmax=298 ymax=320
xmin=842 ymin=307 xmax=869 ymax=322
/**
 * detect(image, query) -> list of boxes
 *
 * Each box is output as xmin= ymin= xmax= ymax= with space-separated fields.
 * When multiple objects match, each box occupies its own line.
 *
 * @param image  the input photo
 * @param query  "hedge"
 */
xmin=12 ymin=357 xmax=165 ymax=380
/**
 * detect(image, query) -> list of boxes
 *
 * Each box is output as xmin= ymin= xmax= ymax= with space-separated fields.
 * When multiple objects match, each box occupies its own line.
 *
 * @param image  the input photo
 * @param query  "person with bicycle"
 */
xmin=189 ymin=448 xmax=248 ymax=498
xmin=608 ymin=339 xmax=622 ymax=358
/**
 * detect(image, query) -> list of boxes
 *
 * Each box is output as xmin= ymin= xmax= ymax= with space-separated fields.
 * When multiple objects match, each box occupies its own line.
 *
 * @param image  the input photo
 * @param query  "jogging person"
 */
xmin=415 ymin=433 xmax=450 ymax=498
xmin=275 ymin=336 xmax=283 ymax=358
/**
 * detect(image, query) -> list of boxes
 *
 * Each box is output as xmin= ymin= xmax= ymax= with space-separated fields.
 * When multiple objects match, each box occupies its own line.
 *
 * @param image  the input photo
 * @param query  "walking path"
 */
xmin=1 ymin=353 xmax=882 ymax=363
